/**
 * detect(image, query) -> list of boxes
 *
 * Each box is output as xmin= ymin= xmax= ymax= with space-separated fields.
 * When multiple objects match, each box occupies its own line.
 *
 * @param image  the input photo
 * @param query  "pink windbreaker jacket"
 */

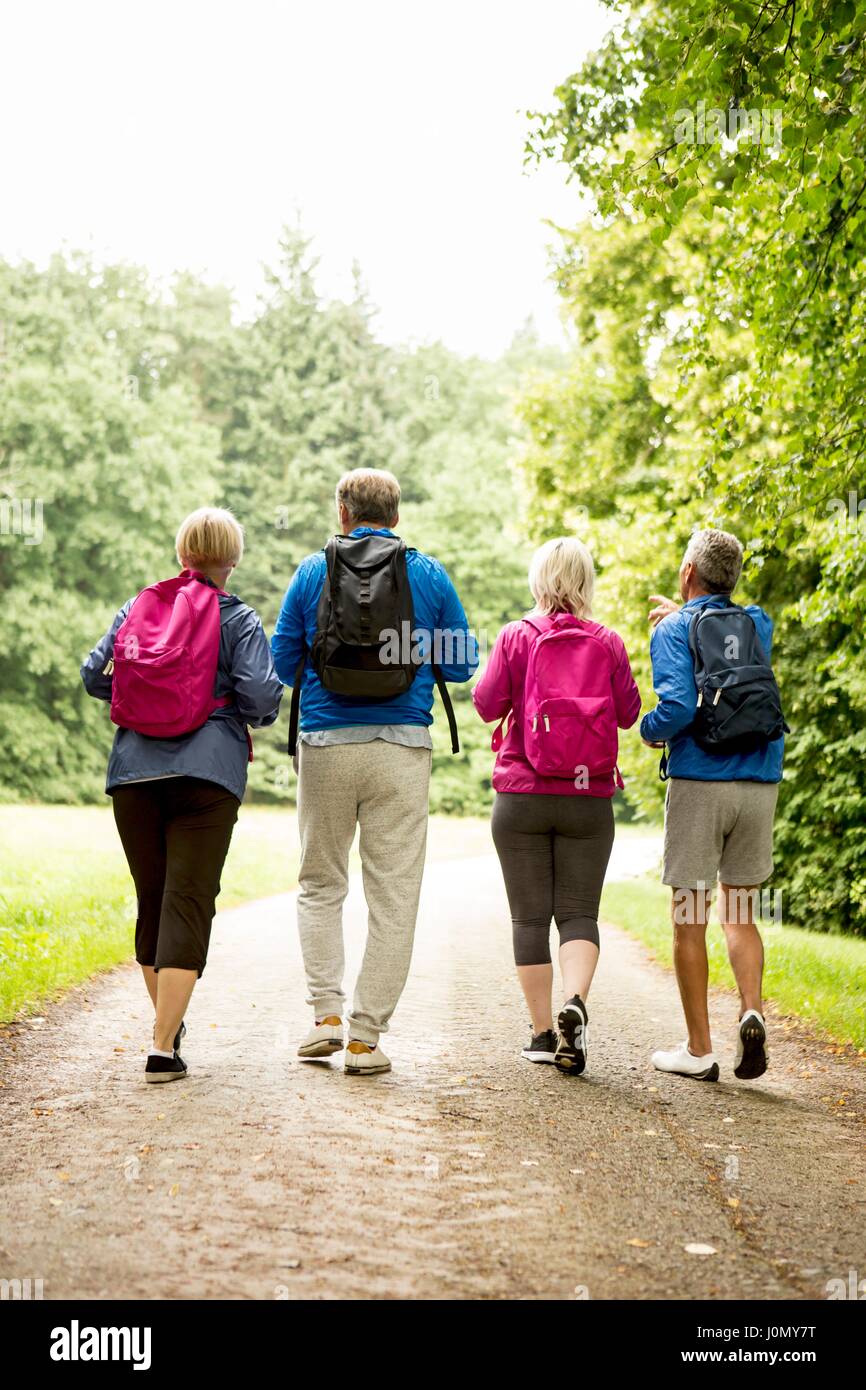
xmin=472 ymin=614 xmax=642 ymax=797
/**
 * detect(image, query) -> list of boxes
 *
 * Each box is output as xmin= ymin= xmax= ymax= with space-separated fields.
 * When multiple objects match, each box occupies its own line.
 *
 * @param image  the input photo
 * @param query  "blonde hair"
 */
xmin=335 ymin=468 xmax=401 ymax=526
xmin=528 ymin=537 xmax=595 ymax=619
xmin=175 ymin=507 xmax=244 ymax=572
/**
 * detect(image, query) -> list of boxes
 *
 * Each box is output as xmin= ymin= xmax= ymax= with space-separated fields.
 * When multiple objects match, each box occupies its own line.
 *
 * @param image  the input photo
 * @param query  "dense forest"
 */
xmin=519 ymin=0 xmax=866 ymax=936
xmin=2 ymin=0 xmax=864 ymax=938
xmin=0 ymin=230 xmax=556 ymax=816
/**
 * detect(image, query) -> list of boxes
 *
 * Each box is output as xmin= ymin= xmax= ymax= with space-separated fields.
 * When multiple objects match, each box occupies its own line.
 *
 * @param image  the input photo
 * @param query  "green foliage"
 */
xmin=523 ymin=0 xmax=866 ymax=933
xmin=0 ymin=235 xmax=557 ymax=814
xmin=0 ymin=254 xmax=221 ymax=803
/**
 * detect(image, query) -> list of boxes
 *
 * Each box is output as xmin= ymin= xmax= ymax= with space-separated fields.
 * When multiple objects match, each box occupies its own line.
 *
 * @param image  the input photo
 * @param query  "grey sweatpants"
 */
xmin=296 ymin=740 xmax=432 ymax=1044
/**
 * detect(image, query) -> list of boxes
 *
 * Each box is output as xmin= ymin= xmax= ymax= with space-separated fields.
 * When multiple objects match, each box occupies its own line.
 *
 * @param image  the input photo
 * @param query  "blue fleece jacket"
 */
xmin=640 ymin=594 xmax=784 ymax=782
xmin=271 ymin=528 xmax=477 ymax=728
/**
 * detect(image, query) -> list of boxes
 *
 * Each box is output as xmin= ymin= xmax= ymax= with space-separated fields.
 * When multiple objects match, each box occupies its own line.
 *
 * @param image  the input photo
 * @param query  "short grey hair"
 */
xmin=684 ymin=528 xmax=743 ymax=594
xmin=335 ymin=468 xmax=400 ymax=526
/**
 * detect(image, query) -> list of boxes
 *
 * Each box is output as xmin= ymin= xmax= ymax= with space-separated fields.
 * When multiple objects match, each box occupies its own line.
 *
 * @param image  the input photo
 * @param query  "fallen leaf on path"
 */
xmin=684 ymin=1243 xmax=717 ymax=1256
xmin=626 ymin=1238 xmax=652 ymax=1248
xmin=727 ymin=1198 xmax=740 ymax=1209
xmin=57 ymin=1172 xmax=71 ymax=1182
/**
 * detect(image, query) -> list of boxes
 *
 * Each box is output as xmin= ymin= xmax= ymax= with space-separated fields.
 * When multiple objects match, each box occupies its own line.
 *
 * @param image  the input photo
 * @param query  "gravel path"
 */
xmin=1 ymin=848 xmax=864 ymax=1301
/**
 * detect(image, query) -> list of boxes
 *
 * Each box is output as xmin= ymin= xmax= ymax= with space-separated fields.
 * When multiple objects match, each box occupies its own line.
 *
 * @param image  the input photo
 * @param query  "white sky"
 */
xmin=0 ymin=0 xmax=612 ymax=357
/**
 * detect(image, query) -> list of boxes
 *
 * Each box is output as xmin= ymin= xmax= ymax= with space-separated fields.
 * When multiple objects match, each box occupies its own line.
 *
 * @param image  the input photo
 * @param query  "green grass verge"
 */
xmin=601 ymin=877 xmax=866 ymax=1050
xmin=0 ymin=806 xmax=299 ymax=1023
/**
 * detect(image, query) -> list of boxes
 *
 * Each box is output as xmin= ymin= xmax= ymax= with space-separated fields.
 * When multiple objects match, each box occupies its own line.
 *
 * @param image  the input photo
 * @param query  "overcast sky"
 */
xmin=0 ymin=1 xmax=612 ymax=357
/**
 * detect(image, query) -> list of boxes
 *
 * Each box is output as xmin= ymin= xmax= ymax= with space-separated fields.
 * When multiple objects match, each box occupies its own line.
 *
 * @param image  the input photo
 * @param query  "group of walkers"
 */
xmin=82 ymin=468 xmax=786 ymax=1086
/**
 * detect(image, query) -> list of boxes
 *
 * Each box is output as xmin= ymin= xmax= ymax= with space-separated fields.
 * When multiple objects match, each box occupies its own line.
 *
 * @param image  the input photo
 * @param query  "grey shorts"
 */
xmin=662 ymin=778 xmax=779 ymax=889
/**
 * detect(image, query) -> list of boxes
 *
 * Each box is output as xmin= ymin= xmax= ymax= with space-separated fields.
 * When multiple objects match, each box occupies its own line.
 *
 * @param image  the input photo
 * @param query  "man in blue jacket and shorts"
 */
xmin=641 ymin=529 xmax=784 ymax=1084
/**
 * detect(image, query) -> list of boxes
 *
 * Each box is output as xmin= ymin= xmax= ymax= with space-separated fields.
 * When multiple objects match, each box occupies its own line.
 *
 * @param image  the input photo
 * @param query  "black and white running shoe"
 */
xmin=556 ymin=995 xmax=589 ymax=1075
xmin=145 ymin=1052 xmax=188 ymax=1084
xmin=521 ymin=1029 xmax=558 ymax=1064
xmin=734 ymin=1009 xmax=768 ymax=1080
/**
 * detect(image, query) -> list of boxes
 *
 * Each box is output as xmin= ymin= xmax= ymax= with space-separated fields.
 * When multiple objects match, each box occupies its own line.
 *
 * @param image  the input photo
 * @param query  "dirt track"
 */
xmin=1 ymin=848 xmax=864 ymax=1301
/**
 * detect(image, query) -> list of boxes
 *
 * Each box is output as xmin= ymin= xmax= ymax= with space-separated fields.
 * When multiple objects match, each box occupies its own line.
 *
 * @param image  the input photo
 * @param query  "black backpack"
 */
xmin=287 ymin=532 xmax=459 ymax=756
xmin=660 ymin=601 xmax=788 ymax=778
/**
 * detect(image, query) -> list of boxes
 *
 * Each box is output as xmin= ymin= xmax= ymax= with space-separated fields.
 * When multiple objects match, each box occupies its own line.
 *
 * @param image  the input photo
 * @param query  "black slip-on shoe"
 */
xmin=556 ymin=995 xmax=589 ymax=1076
xmin=145 ymin=1052 xmax=189 ymax=1084
xmin=521 ymin=1029 xmax=559 ymax=1064
xmin=173 ymin=1021 xmax=187 ymax=1053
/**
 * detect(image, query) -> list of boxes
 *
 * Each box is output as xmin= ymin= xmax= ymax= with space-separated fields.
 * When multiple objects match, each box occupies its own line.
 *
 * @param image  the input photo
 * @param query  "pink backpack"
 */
xmin=110 ymin=570 xmax=228 ymax=738
xmin=520 ymin=616 xmax=621 ymax=785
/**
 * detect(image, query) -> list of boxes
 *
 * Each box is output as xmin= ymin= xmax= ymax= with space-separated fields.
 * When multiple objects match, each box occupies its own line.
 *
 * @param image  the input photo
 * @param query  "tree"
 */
xmin=521 ymin=0 xmax=866 ymax=932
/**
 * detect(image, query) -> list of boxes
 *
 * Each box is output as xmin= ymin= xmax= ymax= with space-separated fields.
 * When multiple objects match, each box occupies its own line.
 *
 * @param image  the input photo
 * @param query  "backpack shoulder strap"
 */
xmin=287 ymin=652 xmax=305 ymax=758
xmin=432 ymin=663 xmax=459 ymax=754
xmin=288 ymin=547 xmax=331 ymax=758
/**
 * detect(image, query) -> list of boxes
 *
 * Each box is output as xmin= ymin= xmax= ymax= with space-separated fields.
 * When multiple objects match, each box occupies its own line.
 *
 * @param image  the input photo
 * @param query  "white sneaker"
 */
xmin=298 ymin=1016 xmax=344 ymax=1059
xmin=734 ymin=1009 xmax=768 ymax=1080
xmin=651 ymin=1040 xmax=719 ymax=1081
xmin=344 ymin=1040 xmax=391 ymax=1075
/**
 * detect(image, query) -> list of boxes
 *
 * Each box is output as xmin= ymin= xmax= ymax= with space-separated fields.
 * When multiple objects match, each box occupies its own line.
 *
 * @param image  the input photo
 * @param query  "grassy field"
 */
xmin=601 ymin=877 xmax=866 ymax=1051
xmin=0 ymin=805 xmax=495 ymax=1022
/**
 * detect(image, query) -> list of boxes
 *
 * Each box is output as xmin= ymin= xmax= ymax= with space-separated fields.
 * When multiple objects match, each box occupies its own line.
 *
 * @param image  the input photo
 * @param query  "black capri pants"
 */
xmin=111 ymin=777 xmax=239 ymax=976
xmin=491 ymin=792 xmax=615 ymax=966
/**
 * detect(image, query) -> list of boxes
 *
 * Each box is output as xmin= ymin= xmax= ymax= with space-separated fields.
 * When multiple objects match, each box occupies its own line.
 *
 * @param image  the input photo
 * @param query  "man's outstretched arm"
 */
xmin=640 ymin=616 xmax=696 ymax=745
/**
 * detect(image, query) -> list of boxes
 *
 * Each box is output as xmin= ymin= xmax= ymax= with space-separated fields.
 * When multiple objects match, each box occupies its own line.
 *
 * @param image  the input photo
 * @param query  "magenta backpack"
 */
xmin=110 ymin=570 xmax=228 ymax=738
xmin=521 ymin=615 xmax=622 ymax=785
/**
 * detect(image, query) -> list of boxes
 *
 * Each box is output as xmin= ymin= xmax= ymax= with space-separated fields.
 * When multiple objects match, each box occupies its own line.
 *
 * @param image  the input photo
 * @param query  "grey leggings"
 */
xmin=491 ymin=792 xmax=615 ymax=966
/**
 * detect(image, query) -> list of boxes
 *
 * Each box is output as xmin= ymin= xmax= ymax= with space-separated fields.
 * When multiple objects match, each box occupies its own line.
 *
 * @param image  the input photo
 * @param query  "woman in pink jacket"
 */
xmin=473 ymin=538 xmax=641 ymax=1075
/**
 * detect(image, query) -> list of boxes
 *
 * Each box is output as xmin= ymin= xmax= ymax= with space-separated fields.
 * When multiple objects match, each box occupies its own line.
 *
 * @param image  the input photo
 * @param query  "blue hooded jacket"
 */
xmin=640 ymin=594 xmax=784 ymax=783
xmin=271 ymin=527 xmax=478 ymax=728
xmin=81 ymin=584 xmax=283 ymax=802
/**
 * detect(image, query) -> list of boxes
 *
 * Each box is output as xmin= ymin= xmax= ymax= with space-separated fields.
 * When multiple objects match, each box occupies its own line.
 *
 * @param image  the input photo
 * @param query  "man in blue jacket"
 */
xmin=272 ymin=468 xmax=477 ymax=1076
xmin=641 ymin=528 xmax=783 ymax=1084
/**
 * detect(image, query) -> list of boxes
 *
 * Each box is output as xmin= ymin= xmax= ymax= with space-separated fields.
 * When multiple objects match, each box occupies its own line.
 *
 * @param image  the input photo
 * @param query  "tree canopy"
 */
xmin=523 ymin=0 xmax=866 ymax=934
xmin=0 ymin=236 xmax=554 ymax=815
